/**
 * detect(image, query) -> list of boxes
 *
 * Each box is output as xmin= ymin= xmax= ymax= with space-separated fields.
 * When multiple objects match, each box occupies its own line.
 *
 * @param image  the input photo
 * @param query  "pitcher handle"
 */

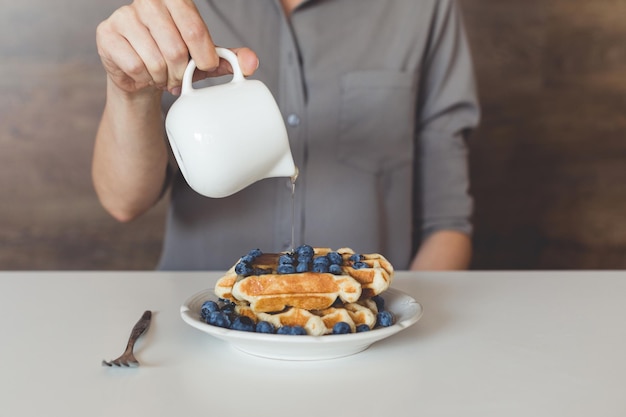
xmin=181 ymin=47 xmax=245 ymax=95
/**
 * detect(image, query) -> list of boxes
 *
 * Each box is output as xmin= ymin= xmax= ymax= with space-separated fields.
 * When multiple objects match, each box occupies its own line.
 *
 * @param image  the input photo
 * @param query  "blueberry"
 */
xmin=220 ymin=302 xmax=235 ymax=314
xmin=312 ymin=263 xmax=329 ymax=273
xmin=332 ymin=322 xmax=351 ymax=334
xmin=278 ymin=254 xmax=295 ymax=265
xmin=371 ymin=295 xmax=385 ymax=312
xmin=240 ymin=254 xmax=255 ymax=264
xmin=277 ymin=264 xmax=296 ymax=274
xmin=313 ymin=255 xmax=330 ymax=266
xmin=356 ymin=324 xmax=371 ymax=332
xmin=255 ymin=321 xmax=275 ymax=334
xmin=296 ymin=262 xmax=310 ymax=273
xmin=235 ymin=261 xmax=253 ymax=276
xmin=376 ymin=311 xmax=394 ymax=327
xmin=230 ymin=316 xmax=256 ymax=332
xmin=200 ymin=300 xmax=219 ymax=319
xmin=349 ymin=253 xmax=364 ymax=263
xmin=353 ymin=261 xmax=369 ymax=269
xmin=296 ymin=245 xmax=314 ymax=258
xmin=329 ymin=264 xmax=343 ymax=275
xmin=248 ymin=248 xmax=263 ymax=258
xmin=276 ymin=326 xmax=293 ymax=335
xmin=277 ymin=325 xmax=307 ymax=335
xmin=291 ymin=326 xmax=307 ymax=335
xmin=297 ymin=255 xmax=312 ymax=265
xmin=327 ymin=252 xmax=343 ymax=265
xmin=207 ymin=311 xmax=231 ymax=328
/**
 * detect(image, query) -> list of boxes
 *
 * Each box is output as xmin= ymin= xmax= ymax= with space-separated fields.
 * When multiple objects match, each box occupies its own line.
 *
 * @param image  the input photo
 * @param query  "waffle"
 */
xmin=215 ymin=247 xmax=393 ymax=313
xmin=329 ymin=248 xmax=394 ymax=299
xmin=235 ymin=300 xmax=379 ymax=336
xmin=235 ymin=272 xmax=364 ymax=312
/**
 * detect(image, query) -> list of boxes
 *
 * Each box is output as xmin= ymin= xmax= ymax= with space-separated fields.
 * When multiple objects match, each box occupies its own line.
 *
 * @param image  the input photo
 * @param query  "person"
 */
xmin=92 ymin=0 xmax=480 ymax=271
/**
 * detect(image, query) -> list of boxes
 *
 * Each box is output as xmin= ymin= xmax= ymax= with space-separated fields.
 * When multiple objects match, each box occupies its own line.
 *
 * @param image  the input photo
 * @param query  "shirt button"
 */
xmin=287 ymin=113 xmax=301 ymax=127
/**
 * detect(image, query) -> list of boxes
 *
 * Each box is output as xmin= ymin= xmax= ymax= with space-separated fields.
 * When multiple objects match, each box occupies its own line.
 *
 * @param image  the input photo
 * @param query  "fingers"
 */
xmin=107 ymin=6 xmax=168 ymax=89
xmin=193 ymin=47 xmax=259 ymax=83
xmin=133 ymin=3 xmax=186 ymax=90
xmin=97 ymin=4 xmax=167 ymax=93
xmin=229 ymin=47 xmax=260 ymax=77
xmin=166 ymin=0 xmax=217 ymax=73
xmin=145 ymin=0 xmax=218 ymax=91
xmin=97 ymin=0 xmax=258 ymax=95
xmin=97 ymin=21 xmax=155 ymax=93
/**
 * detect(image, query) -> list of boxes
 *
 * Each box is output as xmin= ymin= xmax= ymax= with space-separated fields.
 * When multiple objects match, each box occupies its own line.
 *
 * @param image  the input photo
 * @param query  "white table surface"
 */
xmin=1 ymin=270 xmax=625 ymax=417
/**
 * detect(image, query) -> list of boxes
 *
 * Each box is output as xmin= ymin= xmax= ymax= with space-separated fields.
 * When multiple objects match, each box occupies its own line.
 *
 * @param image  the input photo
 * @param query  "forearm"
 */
xmin=409 ymin=230 xmax=472 ymax=271
xmin=92 ymin=78 xmax=169 ymax=222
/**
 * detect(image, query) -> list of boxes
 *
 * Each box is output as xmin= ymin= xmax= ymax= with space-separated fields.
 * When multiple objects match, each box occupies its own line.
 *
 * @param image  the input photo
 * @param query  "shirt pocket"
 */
xmin=338 ymin=71 xmax=417 ymax=173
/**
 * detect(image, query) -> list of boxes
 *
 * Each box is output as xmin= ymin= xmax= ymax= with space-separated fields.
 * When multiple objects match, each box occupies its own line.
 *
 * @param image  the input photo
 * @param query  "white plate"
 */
xmin=180 ymin=287 xmax=423 ymax=361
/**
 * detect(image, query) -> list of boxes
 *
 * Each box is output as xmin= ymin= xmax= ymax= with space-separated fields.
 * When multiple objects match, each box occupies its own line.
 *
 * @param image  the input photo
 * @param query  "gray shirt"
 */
xmin=158 ymin=0 xmax=480 ymax=270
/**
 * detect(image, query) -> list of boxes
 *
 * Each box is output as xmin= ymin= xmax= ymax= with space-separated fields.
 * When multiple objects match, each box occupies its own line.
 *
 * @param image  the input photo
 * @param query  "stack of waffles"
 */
xmin=213 ymin=246 xmax=394 ymax=335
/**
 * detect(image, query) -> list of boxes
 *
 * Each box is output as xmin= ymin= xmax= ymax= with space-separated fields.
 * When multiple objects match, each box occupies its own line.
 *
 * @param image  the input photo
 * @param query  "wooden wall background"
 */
xmin=464 ymin=0 xmax=626 ymax=268
xmin=1 ymin=0 xmax=626 ymax=270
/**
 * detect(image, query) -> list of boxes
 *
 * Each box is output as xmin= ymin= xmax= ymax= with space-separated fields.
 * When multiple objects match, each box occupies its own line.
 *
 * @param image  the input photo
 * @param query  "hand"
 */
xmin=410 ymin=230 xmax=472 ymax=270
xmin=96 ymin=0 xmax=258 ymax=96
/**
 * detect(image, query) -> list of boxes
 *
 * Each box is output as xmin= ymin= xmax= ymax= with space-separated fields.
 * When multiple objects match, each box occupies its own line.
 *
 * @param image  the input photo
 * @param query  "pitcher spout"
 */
xmin=267 ymin=152 xmax=298 ymax=179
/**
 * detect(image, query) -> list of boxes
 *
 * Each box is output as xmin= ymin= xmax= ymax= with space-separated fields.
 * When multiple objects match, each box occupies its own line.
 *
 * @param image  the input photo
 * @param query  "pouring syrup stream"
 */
xmin=290 ymin=167 xmax=299 ymax=252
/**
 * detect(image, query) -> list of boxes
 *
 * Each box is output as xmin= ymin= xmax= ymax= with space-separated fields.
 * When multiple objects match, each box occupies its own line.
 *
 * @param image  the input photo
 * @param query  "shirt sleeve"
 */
xmin=415 ymin=0 xmax=481 ymax=240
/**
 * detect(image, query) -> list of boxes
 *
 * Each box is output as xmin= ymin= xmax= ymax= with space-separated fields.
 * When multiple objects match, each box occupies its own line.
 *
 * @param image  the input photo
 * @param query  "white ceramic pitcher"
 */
xmin=165 ymin=47 xmax=297 ymax=198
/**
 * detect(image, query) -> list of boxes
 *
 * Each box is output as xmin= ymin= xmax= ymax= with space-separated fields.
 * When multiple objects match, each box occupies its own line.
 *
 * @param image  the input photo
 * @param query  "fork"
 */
xmin=102 ymin=310 xmax=152 ymax=367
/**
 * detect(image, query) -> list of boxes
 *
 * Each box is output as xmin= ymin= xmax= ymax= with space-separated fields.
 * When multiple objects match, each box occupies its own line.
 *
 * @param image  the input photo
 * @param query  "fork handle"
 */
xmin=124 ymin=310 xmax=152 ymax=352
